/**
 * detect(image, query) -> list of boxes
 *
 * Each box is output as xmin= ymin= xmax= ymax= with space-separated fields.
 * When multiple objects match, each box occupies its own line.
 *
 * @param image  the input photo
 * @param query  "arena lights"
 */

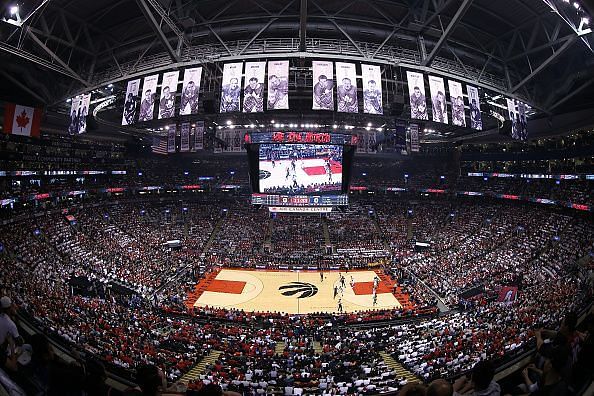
xmin=250 ymin=124 xmax=255 ymax=128
xmin=226 ymin=120 xmax=232 ymax=125
xmin=333 ymin=124 xmax=337 ymax=129
xmin=164 ymin=126 xmax=170 ymax=130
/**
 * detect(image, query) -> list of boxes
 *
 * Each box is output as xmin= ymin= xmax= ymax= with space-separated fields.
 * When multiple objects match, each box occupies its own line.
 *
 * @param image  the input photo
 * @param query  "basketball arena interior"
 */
xmin=0 ymin=0 xmax=594 ymax=395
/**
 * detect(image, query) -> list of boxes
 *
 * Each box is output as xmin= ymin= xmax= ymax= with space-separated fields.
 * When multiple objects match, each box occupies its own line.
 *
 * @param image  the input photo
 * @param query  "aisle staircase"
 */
xmin=202 ymin=216 xmax=226 ymax=254
xmin=275 ymin=341 xmax=285 ymax=355
xmin=313 ymin=341 xmax=323 ymax=354
xmin=178 ymin=350 xmax=222 ymax=384
xmin=379 ymin=351 xmax=419 ymax=384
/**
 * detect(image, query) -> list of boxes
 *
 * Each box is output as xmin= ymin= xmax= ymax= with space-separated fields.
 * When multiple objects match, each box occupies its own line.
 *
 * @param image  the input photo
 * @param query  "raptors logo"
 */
xmin=278 ymin=282 xmax=319 ymax=299
xmin=259 ymin=170 xmax=271 ymax=180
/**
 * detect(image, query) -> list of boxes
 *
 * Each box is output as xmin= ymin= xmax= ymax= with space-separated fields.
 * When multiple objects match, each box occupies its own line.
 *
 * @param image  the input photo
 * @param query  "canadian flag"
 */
xmin=3 ymin=103 xmax=42 ymax=137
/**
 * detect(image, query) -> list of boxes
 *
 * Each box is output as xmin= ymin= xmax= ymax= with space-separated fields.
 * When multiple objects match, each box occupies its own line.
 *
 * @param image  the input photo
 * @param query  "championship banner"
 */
xmin=410 ymin=123 xmax=420 ymax=152
xmin=335 ymin=62 xmax=358 ymax=113
xmin=312 ymin=60 xmax=334 ymax=110
xmin=194 ymin=121 xmax=204 ymax=150
xmin=467 ymin=85 xmax=482 ymax=130
xmin=220 ymin=63 xmax=242 ymax=113
xmin=243 ymin=62 xmax=265 ymax=113
xmin=122 ymin=79 xmax=140 ymax=125
xmin=361 ymin=64 xmax=383 ymax=115
xmin=3 ymin=103 xmax=42 ymax=138
xmin=506 ymin=98 xmax=518 ymax=139
xmin=267 ymin=60 xmax=289 ymax=110
xmin=355 ymin=132 xmax=365 ymax=153
xmin=368 ymin=131 xmax=377 ymax=153
xmin=517 ymin=101 xmax=528 ymax=141
xmin=68 ymin=93 xmax=91 ymax=134
xmin=232 ymin=130 xmax=243 ymax=152
xmin=138 ymin=74 xmax=159 ymax=122
xmin=428 ymin=75 xmax=448 ymax=124
xmin=406 ymin=71 xmax=428 ymax=120
xmin=180 ymin=122 xmax=190 ymax=152
xmin=448 ymin=80 xmax=466 ymax=127
xmin=167 ymin=125 xmax=176 ymax=153
xmin=223 ymin=130 xmax=233 ymax=153
xmin=180 ymin=67 xmax=202 ymax=115
xmin=158 ymin=71 xmax=179 ymax=119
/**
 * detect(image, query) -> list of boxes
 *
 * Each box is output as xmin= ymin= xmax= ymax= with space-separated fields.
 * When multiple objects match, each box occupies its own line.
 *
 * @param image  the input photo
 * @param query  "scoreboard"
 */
xmin=251 ymin=193 xmax=349 ymax=206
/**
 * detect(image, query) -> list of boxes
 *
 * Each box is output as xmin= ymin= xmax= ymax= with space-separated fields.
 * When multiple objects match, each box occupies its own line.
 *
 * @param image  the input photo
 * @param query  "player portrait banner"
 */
xmin=167 ymin=125 xmax=176 ymax=153
xmin=335 ymin=62 xmax=358 ymax=113
xmin=232 ymin=130 xmax=243 ymax=152
xmin=312 ymin=60 xmax=334 ymax=110
xmin=220 ymin=63 xmax=242 ymax=113
xmin=122 ymin=79 xmax=140 ymax=125
xmin=158 ymin=71 xmax=179 ymax=120
xmin=180 ymin=122 xmax=190 ymax=152
xmin=410 ymin=123 xmax=420 ymax=152
xmin=138 ymin=74 xmax=159 ymax=122
xmin=243 ymin=62 xmax=265 ymax=113
xmin=68 ymin=93 xmax=91 ymax=134
xmin=406 ymin=71 xmax=428 ymax=120
xmin=267 ymin=60 xmax=289 ymax=110
xmin=368 ymin=131 xmax=377 ymax=154
xmin=448 ymin=80 xmax=466 ymax=127
xmin=428 ymin=75 xmax=448 ymax=124
xmin=467 ymin=85 xmax=482 ymax=130
xmin=517 ymin=101 xmax=528 ymax=141
xmin=180 ymin=67 xmax=202 ymax=115
xmin=194 ymin=121 xmax=204 ymax=150
xmin=506 ymin=98 xmax=518 ymax=139
xmin=361 ymin=64 xmax=383 ymax=115
xmin=214 ymin=131 xmax=223 ymax=153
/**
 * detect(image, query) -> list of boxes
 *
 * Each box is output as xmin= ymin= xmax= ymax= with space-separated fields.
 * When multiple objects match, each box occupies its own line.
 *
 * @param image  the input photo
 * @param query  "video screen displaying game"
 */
xmin=259 ymin=144 xmax=343 ymax=194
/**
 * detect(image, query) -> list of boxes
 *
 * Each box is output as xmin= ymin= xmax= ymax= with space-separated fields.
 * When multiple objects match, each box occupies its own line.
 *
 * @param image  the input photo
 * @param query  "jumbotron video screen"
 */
xmin=258 ymin=144 xmax=343 ymax=194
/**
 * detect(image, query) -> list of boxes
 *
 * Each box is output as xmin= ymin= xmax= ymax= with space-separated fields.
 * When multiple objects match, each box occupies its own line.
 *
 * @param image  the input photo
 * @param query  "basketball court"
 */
xmin=187 ymin=269 xmax=403 ymax=314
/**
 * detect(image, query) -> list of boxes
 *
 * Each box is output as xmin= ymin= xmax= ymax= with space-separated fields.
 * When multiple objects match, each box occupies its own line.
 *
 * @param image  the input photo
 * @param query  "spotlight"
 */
xmin=271 ymin=120 xmax=275 ymax=123
xmin=367 ymin=122 xmax=372 ymax=127
xmin=250 ymin=124 xmax=255 ymax=128
xmin=274 ymin=123 xmax=280 ymax=128
xmin=300 ymin=124 xmax=304 ymax=128
xmin=165 ymin=125 xmax=169 ymax=130
xmin=573 ymin=1 xmax=579 ymax=8
xmin=226 ymin=120 xmax=232 ymax=125
xmin=333 ymin=124 xmax=337 ymax=129
xmin=365 ymin=126 xmax=371 ymax=131
xmin=9 ymin=5 xmax=18 ymax=15
xmin=107 ymin=83 xmax=113 ymax=88
xmin=582 ymin=17 xmax=589 ymax=25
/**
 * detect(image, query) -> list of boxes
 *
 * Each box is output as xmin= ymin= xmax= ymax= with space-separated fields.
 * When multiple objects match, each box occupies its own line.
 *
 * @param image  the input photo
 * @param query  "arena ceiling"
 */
xmin=1 ymin=0 xmax=594 ymax=140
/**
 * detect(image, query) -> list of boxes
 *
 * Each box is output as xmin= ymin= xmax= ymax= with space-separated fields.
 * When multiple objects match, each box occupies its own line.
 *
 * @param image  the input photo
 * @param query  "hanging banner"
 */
xmin=267 ymin=60 xmax=289 ymax=110
xmin=122 ymin=79 xmax=140 ymax=125
xmin=180 ymin=67 xmax=202 ymax=115
xmin=410 ymin=123 xmax=420 ymax=152
xmin=138 ymin=74 xmax=159 ymax=122
xmin=335 ymin=62 xmax=358 ymax=113
xmin=220 ymin=63 xmax=242 ymax=113
xmin=361 ymin=64 xmax=383 ymax=115
xmin=243 ymin=62 xmax=265 ymax=113
xmin=180 ymin=122 xmax=190 ymax=152
xmin=428 ymin=75 xmax=448 ymax=124
xmin=167 ymin=125 xmax=176 ymax=153
xmin=506 ymin=98 xmax=518 ymax=139
xmin=68 ymin=93 xmax=91 ymax=134
xmin=517 ymin=101 xmax=528 ymax=141
xmin=312 ymin=60 xmax=334 ymax=110
xmin=233 ymin=130 xmax=243 ymax=152
xmin=406 ymin=71 xmax=428 ymax=120
xmin=368 ymin=131 xmax=377 ymax=153
xmin=355 ymin=132 xmax=365 ymax=153
xmin=158 ymin=71 xmax=179 ymax=119
xmin=448 ymin=80 xmax=466 ymax=127
xmin=194 ymin=121 xmax=204 ymax=150
xmin=467 ymin=85 xmax=482 ymax=130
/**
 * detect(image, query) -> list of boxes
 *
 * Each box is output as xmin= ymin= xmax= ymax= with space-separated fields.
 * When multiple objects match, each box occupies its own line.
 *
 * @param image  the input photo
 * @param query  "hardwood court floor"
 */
xmin=193 ymin=269 xmax=402 ymax=314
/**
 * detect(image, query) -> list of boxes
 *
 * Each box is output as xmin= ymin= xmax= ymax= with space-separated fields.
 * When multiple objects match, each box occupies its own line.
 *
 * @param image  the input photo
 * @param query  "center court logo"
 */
xmin=278 ymin=282 xmax=319 ymax=298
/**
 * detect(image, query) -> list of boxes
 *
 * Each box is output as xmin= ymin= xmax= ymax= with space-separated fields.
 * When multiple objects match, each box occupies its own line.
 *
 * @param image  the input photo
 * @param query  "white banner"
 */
xmin=410 ymin=123 xmax=420 ymax=152
xmin=158 ymin=71 xmax=179 ymax=119
xmin=361 ymin=64 xmax=383 ymax=115
xmin=243 ymin=62 xmax=265 ymax=113
xmin=122 ymin=79 xmax=140 ymax=125
xmin=448 ymin=80 xmax=466 ymax=127
xmin=180 ymin=122 xmax=190 ymax=152
xmin=312 ymin=60 xmax=334 ymax=110
xmin=180 ymin=67 xmax=202 ymax=115
xmin=467 ymin=85 xmax=482 ymax=130
xmin=267 ymin=60 xmax=289 ymax=110
xmin=506 ymin=98 xmax=519 ymax=139
xmin=406 ymin=71 xmax=428 ymax=120
xmin=517 ymin=101 xmax=527 ymax=141
xmin=335 ymin=62 xmax=358 ymax=113
xmin=68 ymin=93 xmax=91 ymax=134
xmin=138 ymin=74 xmax=159 ymax=122
xmin=368 ymin=131 xmax=377 ymax=153
xmin=194 ymin=121 xmax=204 ymax=150
xmin=232 ymin=130 xmax=243 ymax=152
xmin=220 ymin=63 xmax=242 ymax=113
xmin=167 ymin=125 xmax=176 ymax=153
xmin=428 ymin=75 xmax=448 ymax=124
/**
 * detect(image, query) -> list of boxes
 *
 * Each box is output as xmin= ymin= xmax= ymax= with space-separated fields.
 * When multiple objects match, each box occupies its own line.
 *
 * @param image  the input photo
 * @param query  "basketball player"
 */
xmin=373 ymin=293 xmax=377 ymax=306
xmin=337 ymin=298 xmax=343 ymax=313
